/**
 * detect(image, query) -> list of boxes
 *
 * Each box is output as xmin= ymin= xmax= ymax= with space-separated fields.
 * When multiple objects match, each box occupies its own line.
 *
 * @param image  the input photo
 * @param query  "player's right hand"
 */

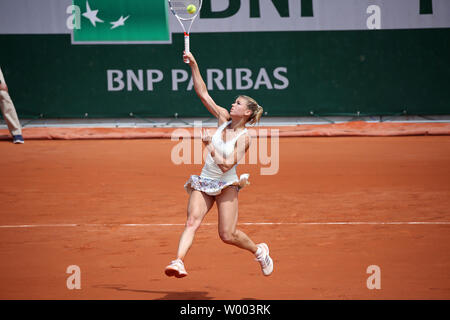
xmin=183 ymin=51 xmax=196 ymax=65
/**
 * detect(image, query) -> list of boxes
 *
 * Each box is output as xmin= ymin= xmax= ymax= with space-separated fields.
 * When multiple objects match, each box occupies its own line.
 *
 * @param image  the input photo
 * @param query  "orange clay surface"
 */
xmin=0 ymin=136 xmax=450 ymax=299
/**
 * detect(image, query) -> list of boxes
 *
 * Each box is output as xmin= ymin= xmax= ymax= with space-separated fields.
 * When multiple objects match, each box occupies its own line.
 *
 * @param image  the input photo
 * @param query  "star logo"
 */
xmin=71 ymin=0 xmax=170 ymax=44
xmin=82 ymin=1 xmax=104 ymax=27
xmin=110 ymin=15 xmax=130 ymax=29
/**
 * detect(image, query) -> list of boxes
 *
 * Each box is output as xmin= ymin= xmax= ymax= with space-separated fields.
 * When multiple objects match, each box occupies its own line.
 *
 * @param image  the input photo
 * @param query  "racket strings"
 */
xmin=169 ymin=0 xmax=202 ymax=20
xmin=170 ymin=0 xmax=201 ymax=8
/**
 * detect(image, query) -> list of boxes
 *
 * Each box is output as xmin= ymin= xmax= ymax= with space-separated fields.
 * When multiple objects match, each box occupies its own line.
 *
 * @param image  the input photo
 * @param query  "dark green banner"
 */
xmin=1 ymin=28 xmax=449 ymax=118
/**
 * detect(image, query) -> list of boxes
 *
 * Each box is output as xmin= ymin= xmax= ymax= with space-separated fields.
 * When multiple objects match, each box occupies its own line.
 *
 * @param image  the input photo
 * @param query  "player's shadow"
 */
xmin=94 ymin=284 xmax=213 ymax=300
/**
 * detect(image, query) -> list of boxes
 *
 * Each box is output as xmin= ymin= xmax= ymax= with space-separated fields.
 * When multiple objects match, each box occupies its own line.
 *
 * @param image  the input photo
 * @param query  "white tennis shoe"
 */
xmin=164 ymin=259 xmax=188 ymax=278
xmin=255 ymin=243 xmax=273 ymax=276
xmin=237 ymin=173 xmax=250 ymax=189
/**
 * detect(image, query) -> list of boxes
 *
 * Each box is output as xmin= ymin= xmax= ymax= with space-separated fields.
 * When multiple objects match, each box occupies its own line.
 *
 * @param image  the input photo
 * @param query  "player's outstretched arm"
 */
xmin=184 ymin=52 xmax=229 ymax=122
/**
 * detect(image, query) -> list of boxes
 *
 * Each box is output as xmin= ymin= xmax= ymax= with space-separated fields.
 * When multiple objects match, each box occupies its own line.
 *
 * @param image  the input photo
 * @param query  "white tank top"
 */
xmin=200 ymin=120 xmax=248 ymax=182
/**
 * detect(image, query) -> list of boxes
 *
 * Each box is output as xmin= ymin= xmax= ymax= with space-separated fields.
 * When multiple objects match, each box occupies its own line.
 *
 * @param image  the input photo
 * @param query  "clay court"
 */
xmin=1 ymin=125 xmax=449 ymax=300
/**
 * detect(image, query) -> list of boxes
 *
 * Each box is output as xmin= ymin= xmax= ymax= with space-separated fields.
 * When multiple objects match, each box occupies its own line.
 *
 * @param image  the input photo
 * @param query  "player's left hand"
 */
xmin=201 ymin=128 xmax=212 ymax=146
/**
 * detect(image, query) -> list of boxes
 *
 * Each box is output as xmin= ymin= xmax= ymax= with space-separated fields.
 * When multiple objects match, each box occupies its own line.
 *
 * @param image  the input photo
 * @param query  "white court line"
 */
xmin=0 ymin=222 xmax=450 ymax=229
xmin=0 ymin=224 xmax=80 ymax=228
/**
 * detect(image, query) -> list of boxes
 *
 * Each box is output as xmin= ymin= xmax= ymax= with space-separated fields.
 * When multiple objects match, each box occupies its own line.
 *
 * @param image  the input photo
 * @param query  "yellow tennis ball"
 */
xmin=187 ymin=4 xmax=197 ymax=14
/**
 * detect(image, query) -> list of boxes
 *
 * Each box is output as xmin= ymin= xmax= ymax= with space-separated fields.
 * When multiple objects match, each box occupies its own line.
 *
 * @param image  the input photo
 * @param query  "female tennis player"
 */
xmin=164 ymin=51 xmax=273 ymax=278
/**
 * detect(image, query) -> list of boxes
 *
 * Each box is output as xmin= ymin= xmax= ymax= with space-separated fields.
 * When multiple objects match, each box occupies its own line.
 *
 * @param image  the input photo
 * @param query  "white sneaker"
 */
xmin=164 ymin=259 xmax=188 ymax=278
xmin=255 ymin=243 xmax=273 ymax=276
xmin=238 ymin=173 xmax=250 ymax=189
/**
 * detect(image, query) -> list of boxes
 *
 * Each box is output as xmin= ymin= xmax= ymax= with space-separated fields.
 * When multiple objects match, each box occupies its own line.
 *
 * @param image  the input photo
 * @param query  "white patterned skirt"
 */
xmin=184 ymin=174 xmax=250 ymax=196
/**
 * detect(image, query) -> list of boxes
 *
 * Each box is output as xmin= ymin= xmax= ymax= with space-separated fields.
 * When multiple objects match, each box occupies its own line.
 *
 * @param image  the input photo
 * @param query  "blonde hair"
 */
xmin=240 ymin=95 xmax=263 ymax=126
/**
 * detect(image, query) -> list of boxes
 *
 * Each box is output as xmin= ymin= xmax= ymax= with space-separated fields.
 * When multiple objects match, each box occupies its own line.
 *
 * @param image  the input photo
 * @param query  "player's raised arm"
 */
xmin=183 ymin=51 xmax=229 ymax=122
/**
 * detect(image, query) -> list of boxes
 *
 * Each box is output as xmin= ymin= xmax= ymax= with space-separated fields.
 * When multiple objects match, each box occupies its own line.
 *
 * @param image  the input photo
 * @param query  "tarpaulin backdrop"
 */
xmin=0 ymin=0 xmax=449 ymax=118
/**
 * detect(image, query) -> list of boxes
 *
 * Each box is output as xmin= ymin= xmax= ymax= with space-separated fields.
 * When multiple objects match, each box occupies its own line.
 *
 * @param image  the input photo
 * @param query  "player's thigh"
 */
xmin=186 ymin=188 xmax=215 ymax=223
xmin=216 ymin=186 xmax=239 ymax=234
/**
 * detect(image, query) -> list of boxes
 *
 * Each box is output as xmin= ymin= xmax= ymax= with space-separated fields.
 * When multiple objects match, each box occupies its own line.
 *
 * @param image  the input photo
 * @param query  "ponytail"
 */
xmin=240 ymin=95 xmax=264 ymax=126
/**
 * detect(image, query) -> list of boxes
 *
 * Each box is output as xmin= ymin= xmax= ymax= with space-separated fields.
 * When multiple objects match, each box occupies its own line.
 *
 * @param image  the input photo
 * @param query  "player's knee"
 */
xmin=185 ymin=214 xmax=202 ymax=230
xmin=219 ymin=230 xmax=236 ymax=244
xmin=0 ymin=82 xmax=8 ymax=93
xmin=0 ymin=88 xmax=9 ymax=102
xmin=0 ymin=88 xmax=7 ymax=100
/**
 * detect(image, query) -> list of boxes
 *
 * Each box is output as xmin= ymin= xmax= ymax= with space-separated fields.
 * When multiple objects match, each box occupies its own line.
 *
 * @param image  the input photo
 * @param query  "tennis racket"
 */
xmin=168 ymin=0 xmax=202 ymax=63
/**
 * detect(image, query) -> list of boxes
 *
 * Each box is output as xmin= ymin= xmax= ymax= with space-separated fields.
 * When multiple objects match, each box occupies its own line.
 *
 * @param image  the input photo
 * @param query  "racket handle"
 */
xmin=184 ymin=32 xmax=190 ymax=64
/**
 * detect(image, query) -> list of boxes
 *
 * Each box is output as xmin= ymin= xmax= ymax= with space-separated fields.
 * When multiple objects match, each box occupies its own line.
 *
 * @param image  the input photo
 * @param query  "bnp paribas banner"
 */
xmin=0 ymin=0 xmax=449 ymax=118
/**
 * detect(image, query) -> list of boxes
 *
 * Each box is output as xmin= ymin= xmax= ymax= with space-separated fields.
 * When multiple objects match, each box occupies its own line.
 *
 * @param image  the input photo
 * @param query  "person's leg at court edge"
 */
xmin=0 ymin=67 xmax=24 ymax=144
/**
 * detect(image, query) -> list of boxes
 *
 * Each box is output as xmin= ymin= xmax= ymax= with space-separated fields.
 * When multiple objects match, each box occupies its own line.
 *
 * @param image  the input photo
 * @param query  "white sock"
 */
xmin=255 ymin=247 xmax=263 ymax=257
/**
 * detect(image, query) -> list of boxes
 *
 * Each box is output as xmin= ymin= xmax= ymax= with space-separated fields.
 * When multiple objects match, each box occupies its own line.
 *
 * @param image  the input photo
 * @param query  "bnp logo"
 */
xmin=200 ymin=0 xmax=433 ymax=18
xmin=68 ymin=0 xmax=170 ymax=44
xmin=201 ymin=0 xmax=314 ymax=18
